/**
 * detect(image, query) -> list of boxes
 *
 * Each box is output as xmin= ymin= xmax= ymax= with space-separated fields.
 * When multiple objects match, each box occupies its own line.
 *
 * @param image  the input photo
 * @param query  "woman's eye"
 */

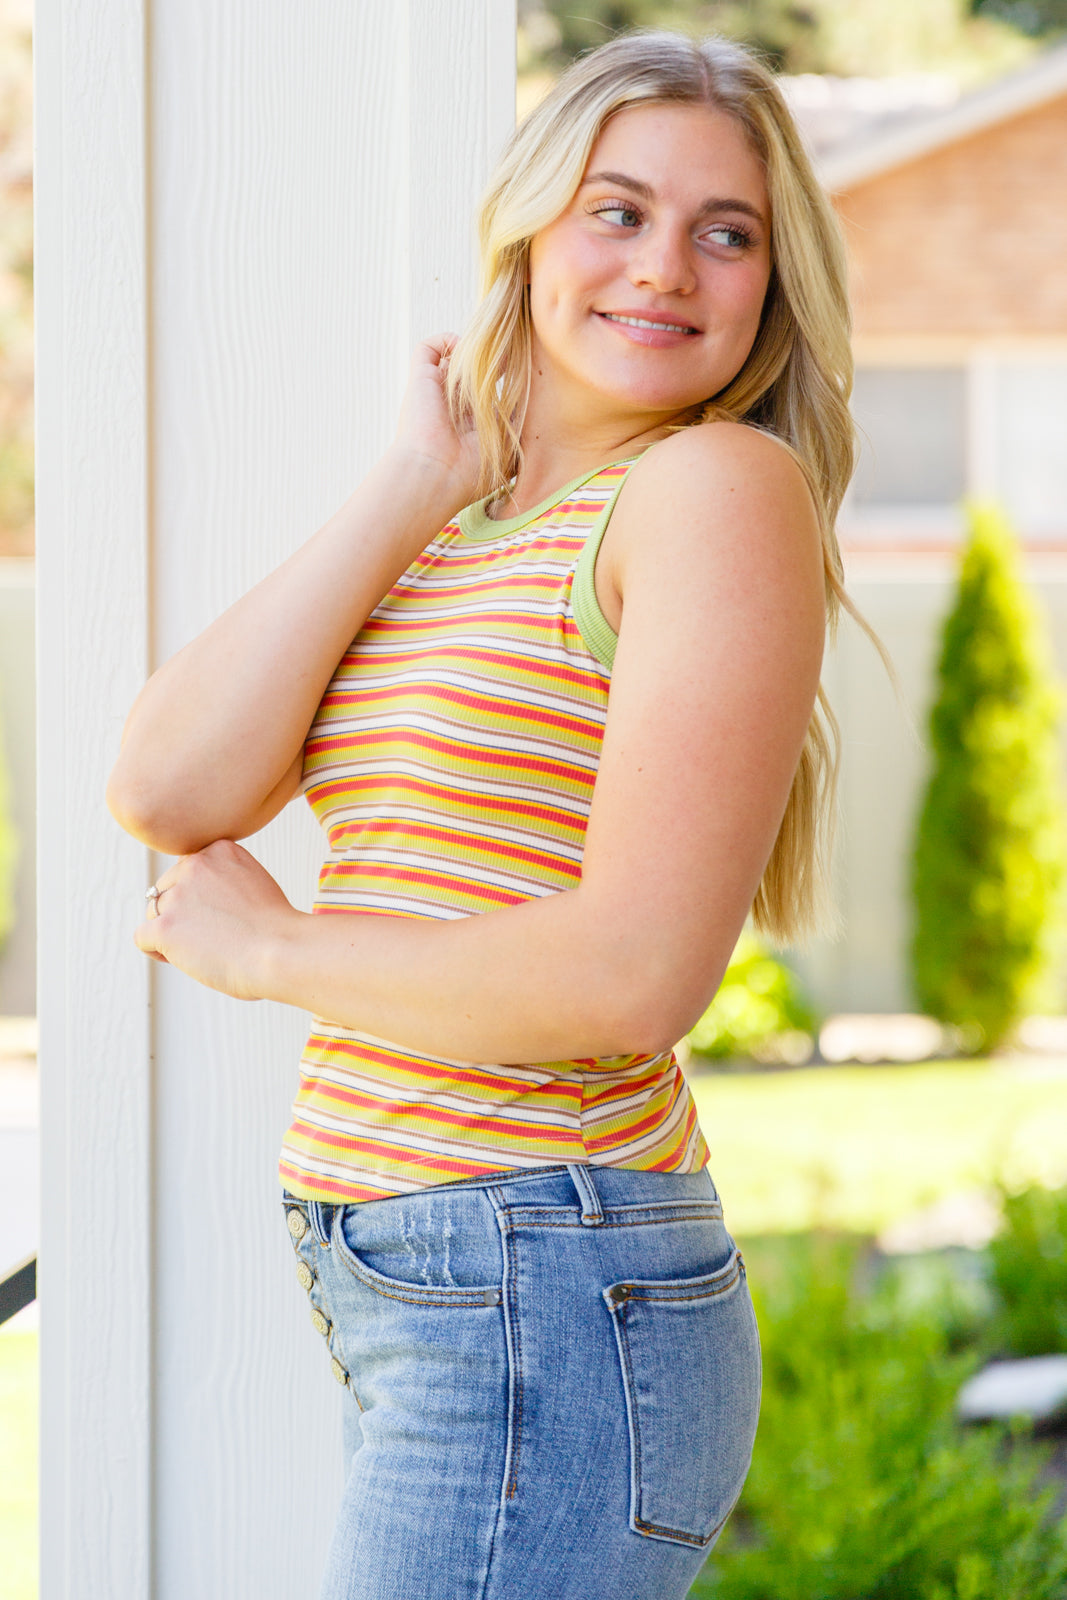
xmin=591 ymin=203 xmax=642 ymax=229
xmin=704 ymin=224 xmax=755 ymax=251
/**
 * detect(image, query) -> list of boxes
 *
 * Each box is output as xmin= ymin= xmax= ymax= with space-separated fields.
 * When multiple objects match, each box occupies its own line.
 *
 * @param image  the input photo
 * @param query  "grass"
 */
xmin=688 ymin=1058 xmax=1067 ymax=1236
xmin=0 ymin=1327 xmax=37 ymax=1600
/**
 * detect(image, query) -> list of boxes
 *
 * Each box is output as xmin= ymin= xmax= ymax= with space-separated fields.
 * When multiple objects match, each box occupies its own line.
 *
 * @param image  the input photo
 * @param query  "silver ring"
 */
xmin=145 ymin=885 xmax=160 ymax=907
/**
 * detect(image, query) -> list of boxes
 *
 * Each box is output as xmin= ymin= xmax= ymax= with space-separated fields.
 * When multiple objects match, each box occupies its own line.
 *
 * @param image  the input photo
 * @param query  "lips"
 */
xmin=597 ymin=310 xmax=699 ymax=335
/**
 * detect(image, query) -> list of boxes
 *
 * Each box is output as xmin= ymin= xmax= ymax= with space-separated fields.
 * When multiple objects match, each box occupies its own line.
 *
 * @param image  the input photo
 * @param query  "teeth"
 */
xmin=603 ymin=313 xmax=694 ymax=332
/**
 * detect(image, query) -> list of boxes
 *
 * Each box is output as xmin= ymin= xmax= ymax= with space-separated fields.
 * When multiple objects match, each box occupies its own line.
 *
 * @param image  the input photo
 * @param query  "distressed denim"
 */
xmin=283 ymin=1162 xmax=761 ymax=1600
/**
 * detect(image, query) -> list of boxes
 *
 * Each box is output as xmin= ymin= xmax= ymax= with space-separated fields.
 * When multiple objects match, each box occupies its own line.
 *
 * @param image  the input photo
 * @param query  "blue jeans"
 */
xmin=283 ymin=1162 xmax=761 ymax=1599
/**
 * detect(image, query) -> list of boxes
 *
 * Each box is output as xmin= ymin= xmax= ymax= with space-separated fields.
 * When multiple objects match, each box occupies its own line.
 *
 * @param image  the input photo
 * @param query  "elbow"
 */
xmin=616 ymin=1003 xmax=702 ymax=1061
xmin=595 ymin=958 xmax=725 ymax=1061
xmin=106 ymin=761 xmax=209 ymax=856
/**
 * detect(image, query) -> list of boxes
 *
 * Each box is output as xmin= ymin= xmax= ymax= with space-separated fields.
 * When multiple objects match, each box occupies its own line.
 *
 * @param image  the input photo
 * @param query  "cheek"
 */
xmin=529 ymin=230 xmax=613 ymax=316
xmin=722 ymin=267 xmax=771 ymax=345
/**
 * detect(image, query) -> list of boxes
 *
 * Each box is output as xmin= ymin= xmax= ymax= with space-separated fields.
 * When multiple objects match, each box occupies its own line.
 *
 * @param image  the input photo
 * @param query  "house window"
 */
xmin=845 ymin=356 xmax=1067 ymax=542
xmin=850 ymin=367 xmax=967 ymax=508
xmin=992 ymin=363 xmax=1067 ymax=538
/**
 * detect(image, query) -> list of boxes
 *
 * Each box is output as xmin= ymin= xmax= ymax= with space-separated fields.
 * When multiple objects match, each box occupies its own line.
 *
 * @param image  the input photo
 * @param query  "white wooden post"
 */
xmin=37 ymin=4 xmax=516 ymax=1595
xmin=36 ymin=1 xmax=152 ymax=1595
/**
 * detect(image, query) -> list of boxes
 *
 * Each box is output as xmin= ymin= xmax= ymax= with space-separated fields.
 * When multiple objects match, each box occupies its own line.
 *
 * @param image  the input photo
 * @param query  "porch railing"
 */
xmin=0 ymin=1254 xmax=36 ymax=1325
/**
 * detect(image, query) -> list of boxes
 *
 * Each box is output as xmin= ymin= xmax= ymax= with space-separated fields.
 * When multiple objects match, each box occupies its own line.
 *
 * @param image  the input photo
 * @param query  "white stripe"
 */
xmin=313 ymin=890 xmax=468 ymax=918
xmin=318 ymin=847 xmax=559 ymax=899
xmin=294 ymin=1088 xmax=581 ymax=1136
xmin=285 ymin=1115 xmax=581 ymax=1165
xmin=308 ymin=757 xmax=593 ymax=817
xmin=353 ymin=629 xmax=606 ymax=675
xmin=309 ymin=710 xmax=602 ymax=771
xmin=318 ymin=665 xmax=609 ymax=725
xmin=281 ymin=1149 xmax=432 ymax=1192
xmin=583 ymin=1090 xmax=695 ymax=1165
xmin=395 ymin=555 xmax=581 ymax=592
xmin=369 ymin=595 xmax=580 ymax=624
xmin=303 ymin=1043 xmax=558 ymax=1087
xmin=320 ymin=804 xmax=586 ymax=864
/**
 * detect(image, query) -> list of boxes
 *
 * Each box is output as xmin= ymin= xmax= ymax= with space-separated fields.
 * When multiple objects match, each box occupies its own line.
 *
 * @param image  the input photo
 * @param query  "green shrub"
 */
xmin=985 ymin=1183 xmax=1067 ymax=1357
xmin=0 ymin=691 xmax=16 ymax=953
xmin=686 ymin=931 xmax=818 ymax=1063
xmin=910 ymin=504 xmax=1067 ymax=1052
xmin=694 ymin=1234 xmax=1067 ymax=1600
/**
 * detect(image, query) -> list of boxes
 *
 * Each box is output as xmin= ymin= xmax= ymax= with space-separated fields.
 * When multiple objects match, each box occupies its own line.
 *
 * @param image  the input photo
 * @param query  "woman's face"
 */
xmin=527 ymin=101 xmax=772 ymax=435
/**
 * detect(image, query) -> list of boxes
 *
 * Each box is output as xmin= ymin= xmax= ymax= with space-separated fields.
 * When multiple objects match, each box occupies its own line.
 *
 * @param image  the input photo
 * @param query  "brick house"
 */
xmin=811 ymin=44 xmax=1067 ymax=550
xmin=781 ymin=46 xmax=1067 ymax=1013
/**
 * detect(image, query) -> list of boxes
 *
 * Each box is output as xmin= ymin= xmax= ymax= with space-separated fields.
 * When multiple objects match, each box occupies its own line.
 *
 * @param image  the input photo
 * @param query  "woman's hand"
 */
xmin=135 ymin=840 xmax=302 ymax=1001
xmin=389 ymin=334 xmax=481 ymax=513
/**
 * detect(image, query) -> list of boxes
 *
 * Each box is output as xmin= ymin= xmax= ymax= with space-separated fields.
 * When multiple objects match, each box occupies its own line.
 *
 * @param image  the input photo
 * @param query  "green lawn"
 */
xmin=0 ymin=1328 xmax=37 ymax=1600
xmin=689 ymin=1058 xmax=1067 ymax=1236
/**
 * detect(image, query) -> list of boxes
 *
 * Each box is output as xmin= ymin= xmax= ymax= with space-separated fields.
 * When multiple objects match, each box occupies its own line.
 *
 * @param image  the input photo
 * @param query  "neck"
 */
xmin=497 ymin=344 xmax=701 ymax=517
xmin=502 ymin=400 xmax=687 ymax=521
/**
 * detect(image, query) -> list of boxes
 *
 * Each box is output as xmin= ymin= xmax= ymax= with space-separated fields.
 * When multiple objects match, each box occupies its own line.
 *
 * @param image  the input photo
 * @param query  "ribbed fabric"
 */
xmin=278 ymin=457 xmax=710 ymax=1203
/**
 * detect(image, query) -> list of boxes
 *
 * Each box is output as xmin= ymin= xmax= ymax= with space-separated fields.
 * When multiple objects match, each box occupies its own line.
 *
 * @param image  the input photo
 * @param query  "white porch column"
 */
xmin=36 ymin=3 xmax=516 ymax=1594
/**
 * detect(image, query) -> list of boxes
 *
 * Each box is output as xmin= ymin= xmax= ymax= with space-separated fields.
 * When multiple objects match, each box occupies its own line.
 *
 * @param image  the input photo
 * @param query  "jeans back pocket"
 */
xmin=603 ymin=1248 xmax=761 ymax=1548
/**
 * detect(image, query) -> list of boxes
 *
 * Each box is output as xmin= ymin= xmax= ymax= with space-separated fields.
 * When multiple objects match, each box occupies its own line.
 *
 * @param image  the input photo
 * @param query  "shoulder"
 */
xmin=625 ymin=419 xmax=815 ymax=523
xmin=609 ymin=421 xmax=822 ymax=592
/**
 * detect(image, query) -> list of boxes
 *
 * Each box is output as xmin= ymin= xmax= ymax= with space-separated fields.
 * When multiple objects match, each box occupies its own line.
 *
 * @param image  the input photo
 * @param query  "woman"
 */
xmin=109 ymin=30 xmax=855 ymax=1600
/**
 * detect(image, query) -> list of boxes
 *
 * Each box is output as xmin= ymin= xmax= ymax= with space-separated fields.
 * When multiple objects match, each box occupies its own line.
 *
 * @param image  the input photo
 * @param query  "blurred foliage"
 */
xmin=694 ymin=1230 xmax=1067 ymax=1600
xmin=686 ymin=930 xmax=818 ymax=1064
xmin=518 ymin=0 xmax=1036 ymax=81
xmin=971 ymin=0 xmax=1067 ymax=36
xmin=986 ymin=1182 xmax=1067 ymax=1356
xmin=0 ymin=4 xmax=32 ymax=558
xmin=911 ymin=505 xmax=1067 ymax=1053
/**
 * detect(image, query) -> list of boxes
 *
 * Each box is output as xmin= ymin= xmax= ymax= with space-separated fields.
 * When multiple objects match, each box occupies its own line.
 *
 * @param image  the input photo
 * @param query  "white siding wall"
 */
xmin=36 ymin=5 xmax=516 ymax=1596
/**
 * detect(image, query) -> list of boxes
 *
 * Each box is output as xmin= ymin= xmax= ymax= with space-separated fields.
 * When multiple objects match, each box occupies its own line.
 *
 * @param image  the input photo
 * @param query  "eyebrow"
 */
xmin=580 ymin=170 xmax=767 ymax=226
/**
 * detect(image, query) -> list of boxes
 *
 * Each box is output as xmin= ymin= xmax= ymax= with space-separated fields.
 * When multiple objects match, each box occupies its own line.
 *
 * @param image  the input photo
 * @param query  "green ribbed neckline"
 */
xmin=457 ymin=455 xmax=639 ymax=543
xmin=455 ymin=449 xmax=652 ymax=671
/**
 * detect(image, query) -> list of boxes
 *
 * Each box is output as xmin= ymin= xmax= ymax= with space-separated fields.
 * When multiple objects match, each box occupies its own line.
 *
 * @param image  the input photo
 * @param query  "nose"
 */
xmin=626 ymin=224 xmax=697 ymax=296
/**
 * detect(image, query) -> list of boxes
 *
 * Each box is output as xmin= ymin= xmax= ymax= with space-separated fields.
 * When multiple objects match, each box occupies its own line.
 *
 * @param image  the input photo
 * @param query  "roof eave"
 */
xmin=819 ymin=40 xmax=1067 ymax=193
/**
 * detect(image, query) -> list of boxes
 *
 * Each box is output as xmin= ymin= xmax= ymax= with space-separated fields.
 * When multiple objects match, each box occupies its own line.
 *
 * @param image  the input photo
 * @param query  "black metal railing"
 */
xmin=0 ymin=1254 xmax=36 ymax=1325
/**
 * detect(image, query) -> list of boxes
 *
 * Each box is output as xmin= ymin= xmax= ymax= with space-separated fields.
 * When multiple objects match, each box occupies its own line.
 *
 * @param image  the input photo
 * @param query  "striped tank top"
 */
xmin=278 ymin=456 xmax=710 ymax=1203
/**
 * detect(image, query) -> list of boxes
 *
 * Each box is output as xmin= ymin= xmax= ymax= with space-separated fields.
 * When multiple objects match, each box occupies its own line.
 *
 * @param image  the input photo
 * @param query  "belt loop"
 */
xmin=308 ymin=1200 xmax=333 ymax=1248
xmin=567 ymin=1162 xmax=605 ymax=1226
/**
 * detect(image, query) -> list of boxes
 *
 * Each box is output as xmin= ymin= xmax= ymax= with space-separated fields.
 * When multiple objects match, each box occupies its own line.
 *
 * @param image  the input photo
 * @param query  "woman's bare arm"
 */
xmin=107 ymin=340 xmax=479 ymax=854
xmin=136 ymin=423 xmax=826 ymax=1061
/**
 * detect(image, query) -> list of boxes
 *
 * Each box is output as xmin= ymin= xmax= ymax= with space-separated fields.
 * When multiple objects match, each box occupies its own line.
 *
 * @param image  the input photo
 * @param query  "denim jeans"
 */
xmin=283 ymin=1162 xmax=761 ymax=1600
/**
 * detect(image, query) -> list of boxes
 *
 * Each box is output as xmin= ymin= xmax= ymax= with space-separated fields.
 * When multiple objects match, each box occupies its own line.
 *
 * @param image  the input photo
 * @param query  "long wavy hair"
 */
xmin=447 ymin=31 xmax=865 ymax=944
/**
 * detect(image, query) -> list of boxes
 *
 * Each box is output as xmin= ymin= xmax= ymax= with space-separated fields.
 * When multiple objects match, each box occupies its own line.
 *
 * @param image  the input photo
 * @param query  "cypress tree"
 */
xmin=911 ymin=504 xmax=1067 ymax=1051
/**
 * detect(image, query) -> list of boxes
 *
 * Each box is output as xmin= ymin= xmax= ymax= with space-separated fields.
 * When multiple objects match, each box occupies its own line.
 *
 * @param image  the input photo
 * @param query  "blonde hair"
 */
xmin=447 ymin=31 xmax=865 ymax=944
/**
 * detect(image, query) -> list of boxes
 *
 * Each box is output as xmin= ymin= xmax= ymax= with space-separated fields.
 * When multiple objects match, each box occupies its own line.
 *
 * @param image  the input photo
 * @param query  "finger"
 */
xmin=415 ymin=333 xmax=457 ymax=367
xmin=134 ymin=918 xmax=165 ymax=957
xmin=153 ymin=860 xmax=185 ymax=893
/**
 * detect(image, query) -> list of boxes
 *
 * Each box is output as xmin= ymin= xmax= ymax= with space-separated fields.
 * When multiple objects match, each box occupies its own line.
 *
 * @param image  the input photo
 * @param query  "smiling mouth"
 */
xmin=598 ymin=312 xmax=699 ymax=334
